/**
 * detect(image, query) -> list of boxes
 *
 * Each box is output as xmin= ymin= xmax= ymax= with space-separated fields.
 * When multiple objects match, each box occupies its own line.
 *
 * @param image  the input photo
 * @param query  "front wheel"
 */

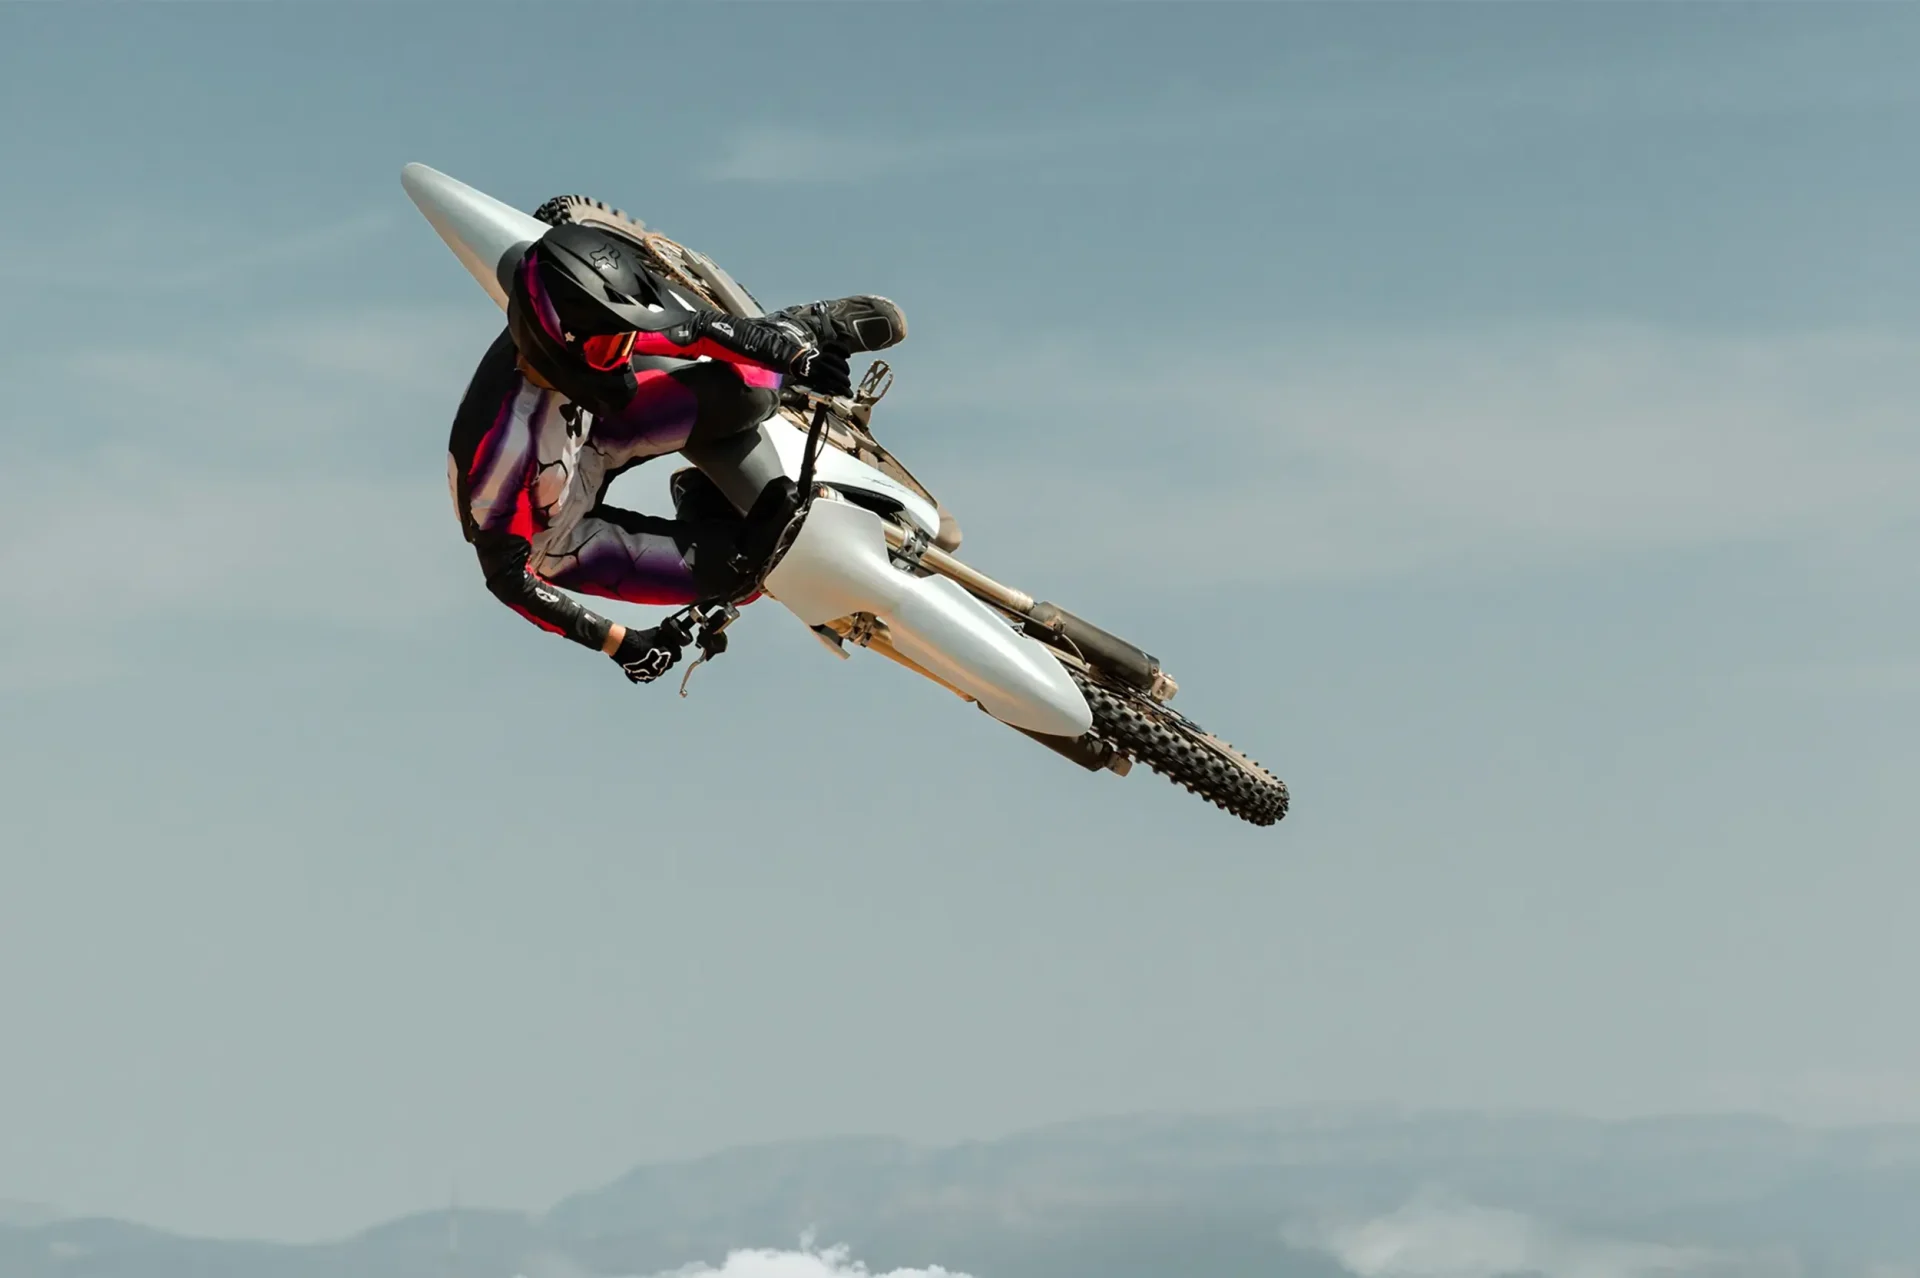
xmin=1072 ymin=673 xmax=1290 ymax=827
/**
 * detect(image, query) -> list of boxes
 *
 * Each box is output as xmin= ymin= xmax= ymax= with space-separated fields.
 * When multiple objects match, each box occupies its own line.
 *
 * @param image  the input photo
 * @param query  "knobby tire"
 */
xmin=1072 ymin=672 xmax=1289 ymax=827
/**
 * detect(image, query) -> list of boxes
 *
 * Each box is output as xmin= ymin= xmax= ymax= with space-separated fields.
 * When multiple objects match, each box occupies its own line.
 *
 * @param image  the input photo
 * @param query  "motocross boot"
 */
xmin=733 ymin=477 xmax=803 ymax=576
xmin=670 ymin=467 xmax=737 ymax=523
xmin=676 ymin=475 xmax=803 ymax=602
xmin=772 ymin=296 xmax=907 ymax=354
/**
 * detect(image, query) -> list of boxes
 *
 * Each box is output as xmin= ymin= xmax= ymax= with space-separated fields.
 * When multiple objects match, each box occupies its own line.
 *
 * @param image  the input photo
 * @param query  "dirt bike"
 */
xmin=402 ymin=164 xmax=1288 ymax=827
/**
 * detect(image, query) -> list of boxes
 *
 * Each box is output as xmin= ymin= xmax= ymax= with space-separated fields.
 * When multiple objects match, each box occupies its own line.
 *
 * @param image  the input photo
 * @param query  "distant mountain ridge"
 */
xmin=6 ymin=1109 xmax=1920 ymax=1277
xmin=0 ymin=1201 xmax=64 ymax=1229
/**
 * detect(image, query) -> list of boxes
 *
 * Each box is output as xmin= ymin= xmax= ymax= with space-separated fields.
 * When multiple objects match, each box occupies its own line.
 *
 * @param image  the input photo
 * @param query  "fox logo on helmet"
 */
xmin=588 ymin=244 xmax=622 ymax=273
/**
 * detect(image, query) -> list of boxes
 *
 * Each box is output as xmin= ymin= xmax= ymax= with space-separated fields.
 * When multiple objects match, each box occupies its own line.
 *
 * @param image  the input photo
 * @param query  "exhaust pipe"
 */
xmin=1024 ymin=602 xmax=1161 ymax=694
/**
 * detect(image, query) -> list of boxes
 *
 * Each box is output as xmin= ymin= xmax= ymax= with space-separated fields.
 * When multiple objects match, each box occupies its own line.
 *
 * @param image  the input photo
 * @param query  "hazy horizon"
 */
xmin=8 ymin=1106 xmax=1920 ymax=1278
xmin=11 ymin=1101 xmax=1918 ymax=1231
xmin=8 ymin=1102 xmax=1920 ymax=1232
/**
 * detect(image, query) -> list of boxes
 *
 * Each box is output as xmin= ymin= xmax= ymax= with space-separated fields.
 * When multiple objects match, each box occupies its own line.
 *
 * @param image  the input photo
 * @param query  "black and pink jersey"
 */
xmin=447 ymin=325 xmax=784 ymax=650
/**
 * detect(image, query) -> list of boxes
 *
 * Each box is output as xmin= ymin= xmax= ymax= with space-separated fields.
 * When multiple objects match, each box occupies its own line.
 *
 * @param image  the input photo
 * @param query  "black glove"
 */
xmin=611 ymin=621 xmax=686 ymax=684
xmin=670 ymin=310 xmax=804 ymax=369
xmin=672 ymin=311 xmax=852 ymax=397
xmin=791 ymin=343 xmax=853 ymax=399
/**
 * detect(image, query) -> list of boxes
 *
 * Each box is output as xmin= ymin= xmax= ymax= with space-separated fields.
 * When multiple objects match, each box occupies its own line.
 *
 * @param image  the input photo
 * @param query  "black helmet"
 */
xmin=508 ymin=224 xmax=675 ymax=380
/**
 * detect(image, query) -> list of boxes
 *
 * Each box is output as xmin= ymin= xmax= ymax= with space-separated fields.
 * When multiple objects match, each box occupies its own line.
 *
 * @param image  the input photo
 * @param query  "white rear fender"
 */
xmin=763 ymin=500 xmax=1092 ymax=738
xmin=401 ymin=164 xmax=546 ymax=310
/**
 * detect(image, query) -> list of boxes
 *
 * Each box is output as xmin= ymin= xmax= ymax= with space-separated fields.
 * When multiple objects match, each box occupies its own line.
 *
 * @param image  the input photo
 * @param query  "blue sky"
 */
xmin=2 ymin=1 xmax=1918 ymax=1244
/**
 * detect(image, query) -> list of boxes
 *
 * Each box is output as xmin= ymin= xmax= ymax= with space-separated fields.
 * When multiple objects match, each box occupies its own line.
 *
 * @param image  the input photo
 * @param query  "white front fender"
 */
xmin=763 ymin=501 xmax=1092 ymax=738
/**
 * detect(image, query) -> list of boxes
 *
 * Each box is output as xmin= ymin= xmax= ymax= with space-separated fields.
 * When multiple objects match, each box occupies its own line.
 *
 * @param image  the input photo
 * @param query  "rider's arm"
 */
xmin=470 ymin=525 xmax=620 ymax=653
xmin=629 ymin=310 xmax=807 ymax=384
xmin=613 ymin=270 xmax=796 ymax=368
xmin=630 ymin=323 xmax=773 ymax=372
xmin=452 ymin=334 xmax=627 ymax=655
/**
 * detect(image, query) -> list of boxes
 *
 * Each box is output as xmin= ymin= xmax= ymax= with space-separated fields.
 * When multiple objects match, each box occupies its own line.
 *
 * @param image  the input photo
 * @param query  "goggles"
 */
xmin=580 ymin=330 xmax=638 ymax=371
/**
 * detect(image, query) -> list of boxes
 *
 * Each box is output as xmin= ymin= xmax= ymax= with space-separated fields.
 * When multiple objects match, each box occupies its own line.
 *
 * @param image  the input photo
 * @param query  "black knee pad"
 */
xmin=673 ymin=363 xmax=780 ymax=446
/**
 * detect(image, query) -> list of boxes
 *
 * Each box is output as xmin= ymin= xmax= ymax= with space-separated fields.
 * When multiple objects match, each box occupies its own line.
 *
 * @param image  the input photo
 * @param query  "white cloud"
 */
xmin=701 ymin=42 xmax=1920 ymax=186
xmin=0 ymin=457 xmax=458 ymax=619
xmin=15 ymin=298 xmax=1918 ymax=693
xmin=1285 ymin=1197 xmax=1760 ymax=1278
xmin=0 ymin=306 xmax=498 ymax=688
xmin=630 ymin=1241 xmax=966 ymax=1278
xmin=698 ymin=112 xmax=1232 ymax=184
xmin=0 ymin=298 xmax=731 ymax=692
xmin=241 ymin=304 xmax=500 ymax=397
xmin=905 ymin=324 xmax=1920 ymax=587
xmin=696 ymin=120 xmax=1109 ymax=184
xmin=702 ymin=127 xmax=913 ymax=184
xmin=53 ymin=300 xmax=495 ymax=428
xmin=0 ymin=210 xmax=396 ymax=293
xmin=0 ymin=454 xmax=469 ymax=690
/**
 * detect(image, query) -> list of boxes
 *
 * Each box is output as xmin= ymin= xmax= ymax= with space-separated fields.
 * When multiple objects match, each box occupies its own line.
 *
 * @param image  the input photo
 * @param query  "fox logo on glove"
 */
xmin=619 ymin=645 xmax=678 ymax=683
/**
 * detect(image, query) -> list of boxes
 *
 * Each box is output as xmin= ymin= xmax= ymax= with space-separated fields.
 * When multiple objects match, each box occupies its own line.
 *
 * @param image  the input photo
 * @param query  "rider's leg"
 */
xmin=673 ymin=300 xmax=905 ymax=514
xmin=670 ymin=466 xmax=735 ymax=522
xmin=530 ymin=506 xmax=747 ymax=607
xmin=670 ymin=361 xmax=793 ymax=516
xmin=534 ymin=362 xmax=796 ymax=604
xmin=593 ymin=296 xmax=905 ymax=512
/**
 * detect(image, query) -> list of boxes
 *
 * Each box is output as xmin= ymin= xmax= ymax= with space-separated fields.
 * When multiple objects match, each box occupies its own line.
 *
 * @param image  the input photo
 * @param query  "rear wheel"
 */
xmin=530 ymin=194 xmax=757 ymax=314
xmin=1071 ymin=672 xmax=1289 ymax=827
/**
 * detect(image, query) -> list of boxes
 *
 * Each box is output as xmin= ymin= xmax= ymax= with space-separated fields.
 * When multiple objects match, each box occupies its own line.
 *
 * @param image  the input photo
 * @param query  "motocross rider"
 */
xmin=447 ymin=220 xmax=906 ymax=685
